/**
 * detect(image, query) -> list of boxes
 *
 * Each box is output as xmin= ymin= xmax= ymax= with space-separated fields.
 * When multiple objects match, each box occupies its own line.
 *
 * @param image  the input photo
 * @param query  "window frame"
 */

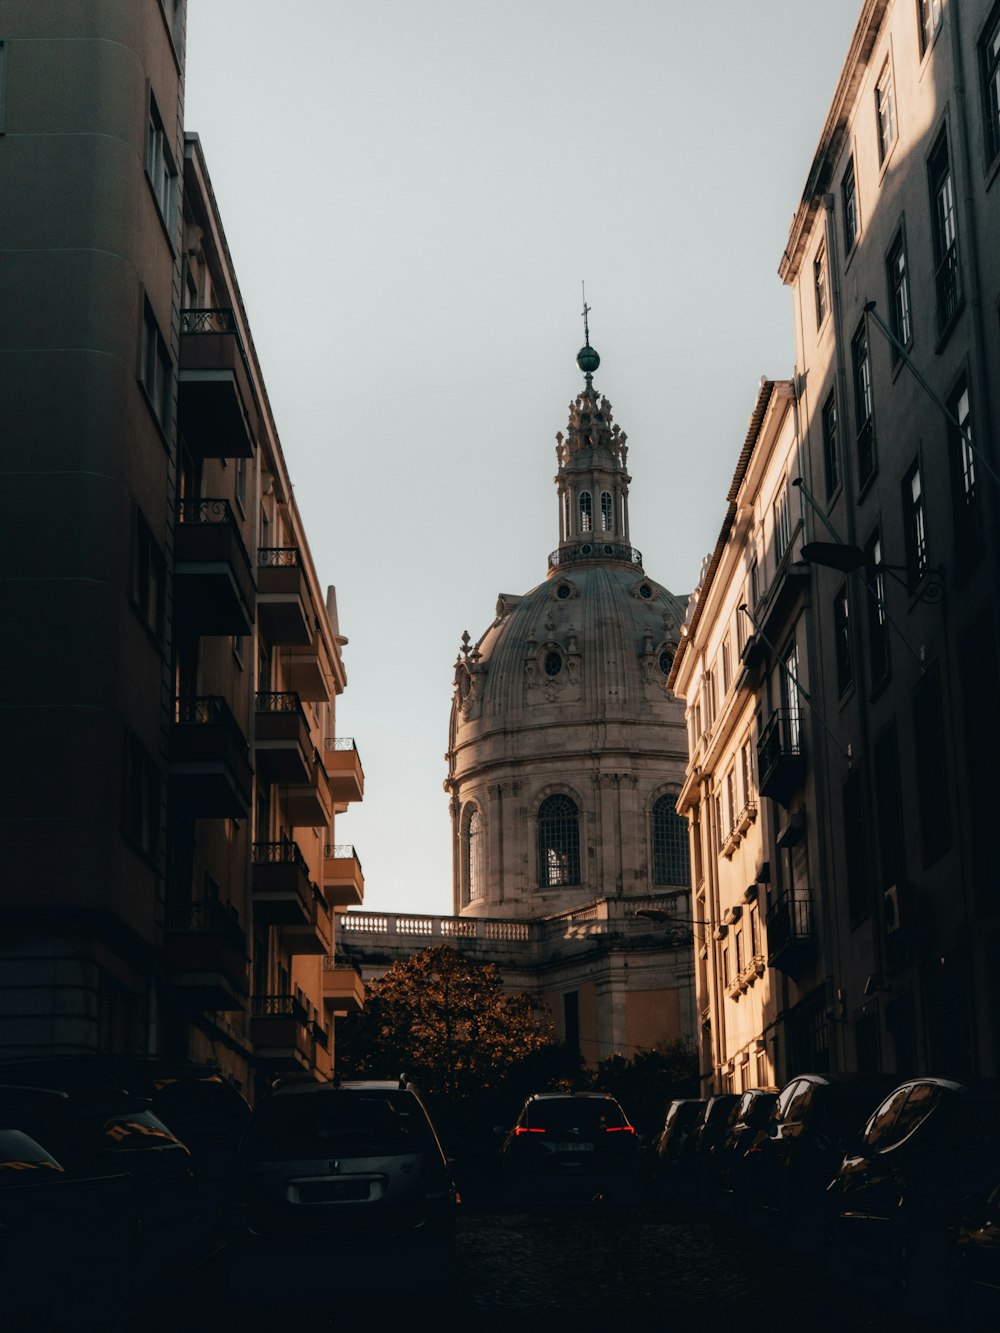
xmin=833 ymin=584 xmax=853 ymax=697
xmin=145 ymin=88 xmax=178 ymax=236
xmin=981 ymin=3 xmax=1000 ymax=167
xmin=813 ymin=241 xmax=829 ymax=328
xmin=537 ymin=794 xmax=581 ymax=888
xmin=140 ymin=297 xmax=173 ymax=435
xmin=842 ymin=156 xmax=860 ymax=254
xmin=928 ymin=128 xmax=962 ymax=335
xmin=652 ymin=793 xmax=690 ymax=887
xmin=131 ymin=507 xmax=166 ymax=644
xmin=821 ymin=390 xmax=840 ymax=500
xmin=902 ymin=460 xmax=928 ymax=589
xmin=875 ymin=59 xmax=898 ymax=165
xmin=885 ymin=227 xmax=912 ymax=360
xmin=918 ymin=0 xmax=943 ymax=57
xmin=864 ymin=527 xmax=889 ymax=688
xmin=851 ymin=319 xmax=877 ymax=488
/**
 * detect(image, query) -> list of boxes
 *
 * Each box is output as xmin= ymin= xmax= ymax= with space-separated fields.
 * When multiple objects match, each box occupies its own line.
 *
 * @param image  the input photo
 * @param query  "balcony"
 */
xmin=321 ymin=738 xmax=364 ymax=804
xmin=162 ymin=900 xmax=248 ymax=1010
xmin=168 ymin=696 xmax=253 ymax=818
xmin=322 ymin=958 xmax=365 ymax=1014
xmin=323 ymin=844 xmax=365 ymax=908
xmin=178 ymin=308 xmax=257 ymax=458
xmin=311 ymin=1017 xmax=333 ymax=1081
xmin=174 ymin=498 xmax=255 ymax=635
xmin=284 ymin=640 xmax=334 ymax=703
xmin=284 ymin=884 xmax=333 ymax=957
xmin=249 ymin=994 xmax=311 ymax=1073
xmin=765 ymin=892 xmax=815 ymax=977
xmin=257 ymin=548 xmax=313 ymax=645
xmin=759 ymin=560 xmax=810 ymax=646
xmin=251 ymin=840 xmax=312 ymax=925
xmin=254 ymin=692 xmax=312 ymax=783
xmin=757 ymin=709 xmax=804 ymax=807
xmin=280 ymin=751 xmax=334 ymax=829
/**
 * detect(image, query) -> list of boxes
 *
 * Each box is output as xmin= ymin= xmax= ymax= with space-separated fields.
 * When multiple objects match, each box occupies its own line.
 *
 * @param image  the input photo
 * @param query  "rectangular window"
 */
xmin=852 ymin=320 xmax=876 ymax=485
xmin=814 ymin=243 xmax=828 ymax=327
xmin=918 ymin=0 xmax=942 ymax=55
xmin=821 ymin=391 xmax=840 ymax=499
xmin=902 ymin=462 xmax=928 ymax=587
xmin=123 ymin=729 xmax=161 ymax=859
xmin=865 ymin=529 xmax=889 ymax=686
xmin=146 ymin=92 xmax=177 ymax=226
xmin=834 ymin=586 xmax=853 ymax=696
xmin=842 ymin=157 xmax=859 ymax=252
xmin=725 ymin=768 xmax=737 ymax=834
xmin=749 ymin=557 xmax=760 ymax=608
xmin=913 ymin=667 xmax=951 ymax=864
xmin=141 ymin=300 xmax=172 ymax=429
xmin=721 ymin=636 xmax=731 ymax=695
xmin=132 ymin=509 xmax=165 ymax=641
xmin=876 ymin=62 xmax=897 ymax=162
xmin=740 ymin=739 xmax=753 ymax=807
xmin=948 ymin=377 xmax=978 ymax=567
xmin=235 ymin=454 xmax=248 ymax=512
xmin=734 ymin=925 xmax=744 ymax=978
xmin=782 ymin=640 xmax=801 ymax=753
xmin=929 ymin=131 xmax=961 ymax=332
xmin=773 ymin=487 xmax=790 ymax=563
xmin=982 ymin=7 xmax=1000 ymax=164
xmin=886 ymin=230 xmax=912 ymax=355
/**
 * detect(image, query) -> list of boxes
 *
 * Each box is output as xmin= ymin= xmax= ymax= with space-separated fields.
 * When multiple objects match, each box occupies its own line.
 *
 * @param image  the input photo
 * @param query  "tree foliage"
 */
xmin=585 ymin=1039 xmax=700 ymax=1136
xmin=334 ymin=945 xmax=559 ymax=1104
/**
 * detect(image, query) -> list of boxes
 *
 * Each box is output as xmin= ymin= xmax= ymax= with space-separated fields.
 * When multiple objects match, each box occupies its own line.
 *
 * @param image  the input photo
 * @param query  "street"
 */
xmin=118 ymin=1197 xmax=946 ymax=1332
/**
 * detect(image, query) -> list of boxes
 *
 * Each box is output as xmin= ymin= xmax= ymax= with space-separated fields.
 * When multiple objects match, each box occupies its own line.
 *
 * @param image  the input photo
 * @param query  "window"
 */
xmin=814 ymin=243 xmax=828 ymax=327
xmin=842 ymin=156 xmax=859 ymax=252
xmin=537 ymin=794 xmax=580 ymax=887
xmin=652 ymin=795 xmax=690 ymax=885
xmin=773 ymin=487 xmax=790 ymax=563
xmin=0 ymin=41 xmax=6 ymax=135
xmin=918 ymin=0 xmax=942 ymax=55
xmin=725 ymin=768 xmax=737 ymax=835
xmin=579 ymin=491 xmax=592 ymax=533
xmin=913 ymin=667 xmax=951 ymax=864
xmin=543 ymin=650 xmax=563 ymax=677
xmin=929 ymin=131 xmax=961 ymax=332
xmin=865 ymin=529 xmax=889 ymax=686
xmin=982 ymin=7 xmax=1000 ymax=164
xmin=132 ymin=509 xmax=165 ymax=640
xmin=600 ymin=491 xmax=613 ymax=532
xmin=948 ymin=377 xmax=978 ymax=565
xmin=145 ymin=93 xmax=177 ymax=225
xmin=235 ymin=454 xmax=248 ymax=513
xmin=747 ymin=902 xmax=759 ymax=961
xmin=852 ymin=320 xmax=876 ymax=486
xmin=141 ymin=300 xmax=172 ymax=429
xmin=733 ymin=924 xmax=744 ymax=977
xmin=123 ymin=729 xmax=161 ymax=859
xmin=876 ymin=61 xmax=897 ymax=162
xmin=833 ymin=586 xmax=853 ymax=696
xmin=749 ymin=557 xmax=760 ymax=608
xmin=465 ymin=807 xmax=484 ymax=903
xmin=721 ymin=636 xmax=731 ymax=694
xmin=821 ymin=391 xmax=840 ymax=499
xmin=902 ymin=462 xmax=928 ymax=586
xmin=886 ymin=230 xmax=912 ymax=355
xmin=782 ymin=640 xmax=801 ymax=753
xmin=740 ymin=739 xmax=754 ymax=808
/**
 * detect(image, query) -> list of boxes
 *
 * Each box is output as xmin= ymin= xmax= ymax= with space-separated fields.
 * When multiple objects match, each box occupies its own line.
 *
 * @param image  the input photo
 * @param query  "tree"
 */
xmin=586 ymin=1039 xmax=700 ymax=1137
xmin=334 ymin=945 xmax=559 ymax=1104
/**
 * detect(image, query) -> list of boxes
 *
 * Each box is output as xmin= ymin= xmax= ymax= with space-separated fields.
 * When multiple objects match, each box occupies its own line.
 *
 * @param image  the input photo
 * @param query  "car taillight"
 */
xmin=605 ymin=1126 xmax=635 ymax=1134
xmin=515 ymin=1127 xmax=546 ymax=1136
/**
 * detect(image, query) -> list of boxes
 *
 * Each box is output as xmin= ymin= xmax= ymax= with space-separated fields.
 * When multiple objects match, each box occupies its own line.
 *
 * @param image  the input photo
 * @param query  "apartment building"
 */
xmin=673 ymin=0 xmax=1000 ymax=1090
xmin=0 ymin=1 xmax=363 ymax=1099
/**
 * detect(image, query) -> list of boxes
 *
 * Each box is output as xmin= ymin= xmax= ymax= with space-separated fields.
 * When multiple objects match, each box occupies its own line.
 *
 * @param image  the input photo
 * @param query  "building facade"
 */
xmin=672 ymin=0 xmax=1000 ymax=1091
xmin=0 ymin=1 xmax=363 ymax=1099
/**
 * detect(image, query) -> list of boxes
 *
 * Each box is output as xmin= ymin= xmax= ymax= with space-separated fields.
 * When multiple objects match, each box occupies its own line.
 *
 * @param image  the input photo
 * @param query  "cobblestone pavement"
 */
xmin=117 ymin=1195 xmax=951 ymax=1332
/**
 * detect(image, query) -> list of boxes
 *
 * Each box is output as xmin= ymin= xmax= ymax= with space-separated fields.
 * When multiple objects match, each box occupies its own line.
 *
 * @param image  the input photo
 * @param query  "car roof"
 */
xmin=526 ymin=1092 xmax=619 ymax=1101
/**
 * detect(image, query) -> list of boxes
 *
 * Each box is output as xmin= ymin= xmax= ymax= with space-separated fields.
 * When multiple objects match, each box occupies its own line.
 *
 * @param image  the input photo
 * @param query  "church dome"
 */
xmin=445 ymin=349 xmax=691 ymax=919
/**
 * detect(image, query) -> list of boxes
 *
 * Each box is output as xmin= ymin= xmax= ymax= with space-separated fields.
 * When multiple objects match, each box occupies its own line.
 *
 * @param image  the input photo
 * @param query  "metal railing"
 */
xmin=756 ymin=708 xmax=801 ymax=783
xmin=548 ymin=542 xmax=642 ymax=570
xmin=166 ymin=898 xmax=244 ymax=940
xmin=258 ymin=546 xmax=301 ymax=568
xmin=252 ymin=840 xmax=310 ymax=874
xmin=250 ymin=993 xmax=309 ymax=1024
xmin=766 ymin=893 xmax=813 ymax=943
xmin=255 ymin=691 xmax=305 ymax=715
xmin=181 ymin=307 xmax=238 ymax=335
xmin=323 ymin=737 xmax=358 ymax=752
xmin=324 ymin=843 xmax=362 ymax=868
xmin=176 ymin=497 xmax=239 ymax=527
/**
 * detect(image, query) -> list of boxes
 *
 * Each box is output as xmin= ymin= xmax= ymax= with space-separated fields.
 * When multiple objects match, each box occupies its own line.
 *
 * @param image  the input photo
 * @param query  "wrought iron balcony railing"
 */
xmin=548 ymin=541 xmax=642 ymax=570
xmin=252 ymin=840 xmax=310 ymax=874
xmin=181 ymin=307 xmax=238 ymax=335
xmin=166 ymin=899 xmax=244 ymax=938
xmin=255 ymin=691 xmax=305 ymax=715
xmin=250 ymin=993 xmax=309 ymax=1024
xmin=324 ymin=843 xmax=363 ymax=871
xmin=756 ymin=709 xmax=803 ymax=803
xmin=323 ymin=736 xmax=358 ymax=753
xmin=258 ymin=546 xmax=301 ymax=568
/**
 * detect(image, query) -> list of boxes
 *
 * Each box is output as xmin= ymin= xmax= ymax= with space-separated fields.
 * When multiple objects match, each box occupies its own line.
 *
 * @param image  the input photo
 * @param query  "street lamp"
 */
xmin=800 ymin=540 xmax=942 ymax=605
xmin=633 ymin=908 xmax=713 ymax=947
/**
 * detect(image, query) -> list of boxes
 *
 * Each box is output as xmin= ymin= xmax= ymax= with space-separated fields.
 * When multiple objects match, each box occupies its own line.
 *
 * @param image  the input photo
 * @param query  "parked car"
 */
xmin=689 ymin=1093 xmax=739 ymax=1198
xmin=226 ymin=1077 xmax=458 ymax=1300
xmin=652 ymin=1097 xmax=705 ymax=1197
xmin=744 ymin=1072 xmax=897 ymax=1245
xmin=827 ymin=1077 xmax=1000 ymax=1320
xmin=499 ymin=1091 xmax=641 ymax=1204
xmin=709 ymin=1087 xmax=779 ymax=1210
xmin=955 ymin=1174 xmax=1000 ymax=1329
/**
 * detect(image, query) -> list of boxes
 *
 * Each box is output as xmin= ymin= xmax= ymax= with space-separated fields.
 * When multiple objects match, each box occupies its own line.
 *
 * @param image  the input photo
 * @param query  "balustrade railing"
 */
xmin=181 ymin=307 xmax=238 ymax=335
xmin=548 ymin=542 xmax=642 ymax=570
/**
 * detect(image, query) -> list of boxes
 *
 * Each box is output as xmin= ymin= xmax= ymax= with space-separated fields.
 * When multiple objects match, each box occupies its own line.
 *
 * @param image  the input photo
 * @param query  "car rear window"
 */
xmin=241 ymin=1092 xmax=435 ymax=1161
xmin=525 ymin=1099 xmax=627 ymax=1132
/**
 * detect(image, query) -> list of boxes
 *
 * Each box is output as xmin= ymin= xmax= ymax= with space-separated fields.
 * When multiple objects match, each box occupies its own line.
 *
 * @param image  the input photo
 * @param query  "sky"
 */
xmin=184 ymin=0 xmax=862 ymax=916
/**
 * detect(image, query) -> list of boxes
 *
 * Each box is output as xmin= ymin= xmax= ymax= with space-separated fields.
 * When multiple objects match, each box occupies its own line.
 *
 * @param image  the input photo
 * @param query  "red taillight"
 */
xmin=514 ymin=1126 xmax=546 ymax=1136
xmin=604 ymin=1125 xmax=635 ymax=1134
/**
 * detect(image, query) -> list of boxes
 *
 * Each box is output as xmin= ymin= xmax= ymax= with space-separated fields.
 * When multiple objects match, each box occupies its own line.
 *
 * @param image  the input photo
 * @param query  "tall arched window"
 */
xmin=464 ymin=806 xmax=484 ymax=903
xmin=537 ymin=794 xmax=580 ymax=886
xmin=579 ymin=491 xmax=592 ymax=533
xmin=653 ymin=795 xmax=690 ymax=886
xmin=600 ymin=491 xmax=613 ymax=532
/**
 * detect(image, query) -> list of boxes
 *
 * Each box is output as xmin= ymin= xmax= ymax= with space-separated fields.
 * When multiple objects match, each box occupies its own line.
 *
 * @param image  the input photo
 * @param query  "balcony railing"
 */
xmin=323 ymin=843 xmax=365 ymax=908
xmin=756 ymin=709 xmax=804 ymax=806
xmin=174 ymin=498 xmax=254 ymax=635
xmin=258 ymin=547 xmax=301 ymax=568
xmin=254 ymin=693 xmax=311 ymax=783
xmin=257 ymin=548 xmax=312 ymax=644
xmin=163 ymin=899 xmax=248 ymax=1009
xmin=765 ymin=892 xmax=815 ymax=976
xmin=250 ymin=993 xmax=310 ymax=1023
xmin=168 ymin=695 xmax=252 ymax=818
xmin=548 ymin=542 xmax=642 ymax=570
xmin=251 ymin=839 xmax=312 ymax=925
xmin=178 ymin=307 xmax=257 ymax=458
xmin=321 ymin=737 xmax=364 ymax=803
xmin=253 ymin=839 xmax=310 ymax=873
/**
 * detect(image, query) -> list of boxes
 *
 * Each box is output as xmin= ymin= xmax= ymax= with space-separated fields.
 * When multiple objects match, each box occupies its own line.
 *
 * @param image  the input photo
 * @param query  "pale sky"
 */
xmin=185 ymin=1 xmax=862 ymax=915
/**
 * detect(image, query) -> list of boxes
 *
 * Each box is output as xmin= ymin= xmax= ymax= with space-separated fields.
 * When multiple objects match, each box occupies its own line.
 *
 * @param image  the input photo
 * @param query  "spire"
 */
xmin=577 ymin=283 xmax=600 ymax=393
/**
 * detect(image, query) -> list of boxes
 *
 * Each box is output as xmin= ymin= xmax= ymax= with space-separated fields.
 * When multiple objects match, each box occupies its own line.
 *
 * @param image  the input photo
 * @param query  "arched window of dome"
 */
xmin=579 ymin=491 xmax=592 ymax=533
xmin=537 ymin=794 xmax=580 ymax=887
xmin=600 ymin=491 xmax=613 ymax=532
xmin=463 ymin=805 xmax=484 ymax=904
xmin=653 ymin=795 xmax=690 ymax=886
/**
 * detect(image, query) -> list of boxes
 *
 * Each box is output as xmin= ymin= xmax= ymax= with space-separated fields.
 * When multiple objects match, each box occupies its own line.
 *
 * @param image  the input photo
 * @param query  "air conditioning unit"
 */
xmin=884 ymin=884 xmax=902 ymax=934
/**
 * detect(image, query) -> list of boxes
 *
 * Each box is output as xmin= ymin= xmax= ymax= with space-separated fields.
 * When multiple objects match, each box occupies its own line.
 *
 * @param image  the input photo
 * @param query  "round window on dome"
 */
xmin=544 ymin=650 xmax=563 ymax=678
xmin=658 ymin=649 xmax=675 ymax=676
xmin=639 ymin=584 xmax=653 ymax=599
xmin=557 ymin=584 xmax=571 ymax=600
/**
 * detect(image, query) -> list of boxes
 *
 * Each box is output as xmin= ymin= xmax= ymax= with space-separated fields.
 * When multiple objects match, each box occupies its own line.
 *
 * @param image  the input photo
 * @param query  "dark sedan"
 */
xmin=499 ymin=1092 xmax=641 ymax=1203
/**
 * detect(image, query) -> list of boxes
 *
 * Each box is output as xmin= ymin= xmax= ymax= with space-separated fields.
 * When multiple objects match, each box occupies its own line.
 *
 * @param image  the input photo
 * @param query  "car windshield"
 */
xmin=525 ymin=1099 xmax=627 ymax=1133
xmin=241 ymin=1092 xmax=435 ymax=1161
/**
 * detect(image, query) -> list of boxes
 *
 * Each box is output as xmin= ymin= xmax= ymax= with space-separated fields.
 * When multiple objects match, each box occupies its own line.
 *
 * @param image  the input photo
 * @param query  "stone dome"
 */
xmin=445 ymin=373 xmax=691 ymax=919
